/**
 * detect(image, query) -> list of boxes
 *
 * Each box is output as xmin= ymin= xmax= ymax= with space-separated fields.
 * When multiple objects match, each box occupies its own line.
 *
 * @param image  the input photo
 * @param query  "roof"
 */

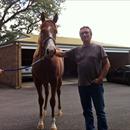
xmin=17 ymin=34 xmax=83 ymax=45
xmin=17 ymin=34 xmax=128 ymax=48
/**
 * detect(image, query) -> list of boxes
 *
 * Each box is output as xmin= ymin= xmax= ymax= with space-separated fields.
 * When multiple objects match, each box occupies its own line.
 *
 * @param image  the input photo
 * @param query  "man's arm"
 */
xmin=94 ymin=57 xmax=110 ymax=84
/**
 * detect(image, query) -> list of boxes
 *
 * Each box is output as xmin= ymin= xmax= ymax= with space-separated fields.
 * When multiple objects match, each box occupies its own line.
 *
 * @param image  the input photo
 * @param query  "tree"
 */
xmin=0 ymin=0 xmax=65 ymax=44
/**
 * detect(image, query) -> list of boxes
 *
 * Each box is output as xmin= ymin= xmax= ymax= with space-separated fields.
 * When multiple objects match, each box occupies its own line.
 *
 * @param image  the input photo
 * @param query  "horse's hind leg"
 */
xmin=57 ymin=78 xmax=63 ymax=116
xmin=35 ymin=82 xmax=44 ymax=129
xmin=43 ymin=83 xmax=49 ymax=116
xmin=50 ymin=82 xmax=57 ymax=130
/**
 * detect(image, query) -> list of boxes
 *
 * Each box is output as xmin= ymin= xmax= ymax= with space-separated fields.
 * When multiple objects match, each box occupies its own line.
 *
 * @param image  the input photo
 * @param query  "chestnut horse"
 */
xmin=32 ymin=13 xmax=64 ymax=130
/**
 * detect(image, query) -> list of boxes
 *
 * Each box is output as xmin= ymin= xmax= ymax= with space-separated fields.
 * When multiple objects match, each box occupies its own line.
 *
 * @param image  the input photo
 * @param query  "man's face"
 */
xmin=80 ymin=27 xmax=92 ymax=43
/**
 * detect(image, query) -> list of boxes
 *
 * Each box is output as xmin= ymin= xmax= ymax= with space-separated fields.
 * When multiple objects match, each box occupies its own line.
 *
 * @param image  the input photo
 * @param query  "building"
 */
xmin=0 ymin=34 xmax=130 ymax=88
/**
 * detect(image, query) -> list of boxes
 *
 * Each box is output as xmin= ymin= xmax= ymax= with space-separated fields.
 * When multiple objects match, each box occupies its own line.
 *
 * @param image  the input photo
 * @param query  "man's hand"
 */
xmin=0 ymin=69 xmax=4 ymax=75
xmin=55 ymin=49 xmax=65 ymax=57
xmin=92 ymin=57 xmax=110 ymax=85
xmin=92 ymin=77 xmax=103 ymax=85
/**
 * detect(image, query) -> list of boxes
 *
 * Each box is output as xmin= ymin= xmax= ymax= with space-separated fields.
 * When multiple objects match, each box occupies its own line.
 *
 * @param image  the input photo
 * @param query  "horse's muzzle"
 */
xmin=46 ymin=48 xmax=56 ymax=57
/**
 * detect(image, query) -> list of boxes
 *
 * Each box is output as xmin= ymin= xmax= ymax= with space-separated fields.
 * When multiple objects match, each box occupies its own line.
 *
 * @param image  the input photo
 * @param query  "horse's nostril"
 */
xmin=46 ymin=49 xmax=49 ymax=54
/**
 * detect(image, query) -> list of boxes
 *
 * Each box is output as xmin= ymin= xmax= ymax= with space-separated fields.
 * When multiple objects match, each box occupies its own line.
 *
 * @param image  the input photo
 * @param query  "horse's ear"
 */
xmin=53 ymin=13 xmax=58 ymax=23
xmin=41 ymin=12 xmax=45 ymax=22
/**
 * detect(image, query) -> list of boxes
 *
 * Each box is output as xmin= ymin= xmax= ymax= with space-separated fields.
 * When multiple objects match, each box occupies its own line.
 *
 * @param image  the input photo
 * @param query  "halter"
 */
xmin=43 ymin=36 xmax=56 ymax=46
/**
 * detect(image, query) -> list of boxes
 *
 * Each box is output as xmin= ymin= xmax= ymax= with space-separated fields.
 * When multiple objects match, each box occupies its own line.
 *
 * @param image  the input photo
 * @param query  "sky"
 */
xmin=57 ymin=0 xmax=130 ymax=47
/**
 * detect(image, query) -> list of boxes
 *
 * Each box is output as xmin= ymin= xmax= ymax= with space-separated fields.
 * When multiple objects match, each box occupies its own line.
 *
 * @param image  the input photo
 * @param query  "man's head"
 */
xmin=79 ymin=26 xmax=92 ymax=44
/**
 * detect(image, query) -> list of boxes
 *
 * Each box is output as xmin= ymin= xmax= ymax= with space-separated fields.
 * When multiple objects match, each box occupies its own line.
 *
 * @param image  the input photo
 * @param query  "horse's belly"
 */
xmin=32 ymin=67 xmax=57 ymax=81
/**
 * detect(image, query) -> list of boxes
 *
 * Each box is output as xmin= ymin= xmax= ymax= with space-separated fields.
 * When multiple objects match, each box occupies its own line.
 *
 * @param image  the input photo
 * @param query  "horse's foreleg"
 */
xmin=36 ymin=84 xmax=44 ymax=129
xmin=51 ymin=118 xmax=57 ymax=130
xmin=50 ymin=84 xmax=57 ymax=130
xmin=43 ymin=83 xmax=49 ymax=116
xmin=57 ymin=79 xmax=63 ymax=117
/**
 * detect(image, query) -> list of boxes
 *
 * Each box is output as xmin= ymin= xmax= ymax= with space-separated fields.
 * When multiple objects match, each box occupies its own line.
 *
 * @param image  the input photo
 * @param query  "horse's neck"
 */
xmin=33 ymin=44 xmax=45 ymax=59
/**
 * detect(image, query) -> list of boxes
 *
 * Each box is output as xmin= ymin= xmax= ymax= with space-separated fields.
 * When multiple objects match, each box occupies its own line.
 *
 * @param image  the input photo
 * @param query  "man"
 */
xmin=55 ymin=26 xmax=110 ymax=130
xmin=0 ymin=69 xmax=4 ymax=75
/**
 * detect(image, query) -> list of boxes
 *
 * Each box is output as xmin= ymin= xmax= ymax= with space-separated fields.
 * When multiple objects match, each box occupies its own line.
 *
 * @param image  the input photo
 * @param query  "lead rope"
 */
xmin=3 ymin=52 xmax=47 ymax=72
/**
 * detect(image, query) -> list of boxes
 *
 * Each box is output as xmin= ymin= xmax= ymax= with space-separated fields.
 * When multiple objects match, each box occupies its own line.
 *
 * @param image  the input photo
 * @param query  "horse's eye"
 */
xmin=54 ymin=29 xmax=57 ymax=34
xmin=41 ymin=30 xmax=46 ymax=36
xmin=41 ymin=29 xmax=45 ymax=33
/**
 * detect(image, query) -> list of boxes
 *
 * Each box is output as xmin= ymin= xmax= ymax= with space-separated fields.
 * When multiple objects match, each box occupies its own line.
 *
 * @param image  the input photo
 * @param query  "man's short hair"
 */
xmin=80 ymin=26 xmax=92 ymax=35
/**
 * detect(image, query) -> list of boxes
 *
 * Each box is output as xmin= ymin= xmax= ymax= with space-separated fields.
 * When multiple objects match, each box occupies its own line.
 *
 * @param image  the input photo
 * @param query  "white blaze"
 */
xmin=46 ymin=26 xmax=56 ymax=51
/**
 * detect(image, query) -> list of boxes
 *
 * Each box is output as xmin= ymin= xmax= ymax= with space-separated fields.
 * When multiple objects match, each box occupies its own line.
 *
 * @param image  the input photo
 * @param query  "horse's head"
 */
xmin=39 ymin=12 xmax=58 ymax=58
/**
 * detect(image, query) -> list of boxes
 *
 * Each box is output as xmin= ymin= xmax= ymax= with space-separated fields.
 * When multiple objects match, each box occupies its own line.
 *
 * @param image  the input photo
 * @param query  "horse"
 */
xmin=32 ymin=12 xmax=64 ymax=130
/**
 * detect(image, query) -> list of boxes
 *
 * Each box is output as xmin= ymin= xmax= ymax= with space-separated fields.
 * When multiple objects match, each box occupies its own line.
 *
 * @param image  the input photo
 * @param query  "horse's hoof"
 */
xmin=37 ymin=122 xmax=44 ymax=130
xmin=55 ymin=110 xmax=63 ymax=117
xmin=51 ymin=127 xmax=57 ymax=130
xmin=37 ymin=125 xmax=44 ymax=130
xmin=58 ymin=110 xmax=63 ymax=117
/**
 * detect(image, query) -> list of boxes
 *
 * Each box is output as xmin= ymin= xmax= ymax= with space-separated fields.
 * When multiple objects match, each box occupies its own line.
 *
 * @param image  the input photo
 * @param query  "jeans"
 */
xmin=78 ymin=84 xmax=108 ymax=130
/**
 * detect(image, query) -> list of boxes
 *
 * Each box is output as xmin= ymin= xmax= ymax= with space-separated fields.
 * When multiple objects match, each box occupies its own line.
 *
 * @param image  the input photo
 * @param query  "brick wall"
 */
xmin=0 ymin=43 xmax=22 ymax=88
